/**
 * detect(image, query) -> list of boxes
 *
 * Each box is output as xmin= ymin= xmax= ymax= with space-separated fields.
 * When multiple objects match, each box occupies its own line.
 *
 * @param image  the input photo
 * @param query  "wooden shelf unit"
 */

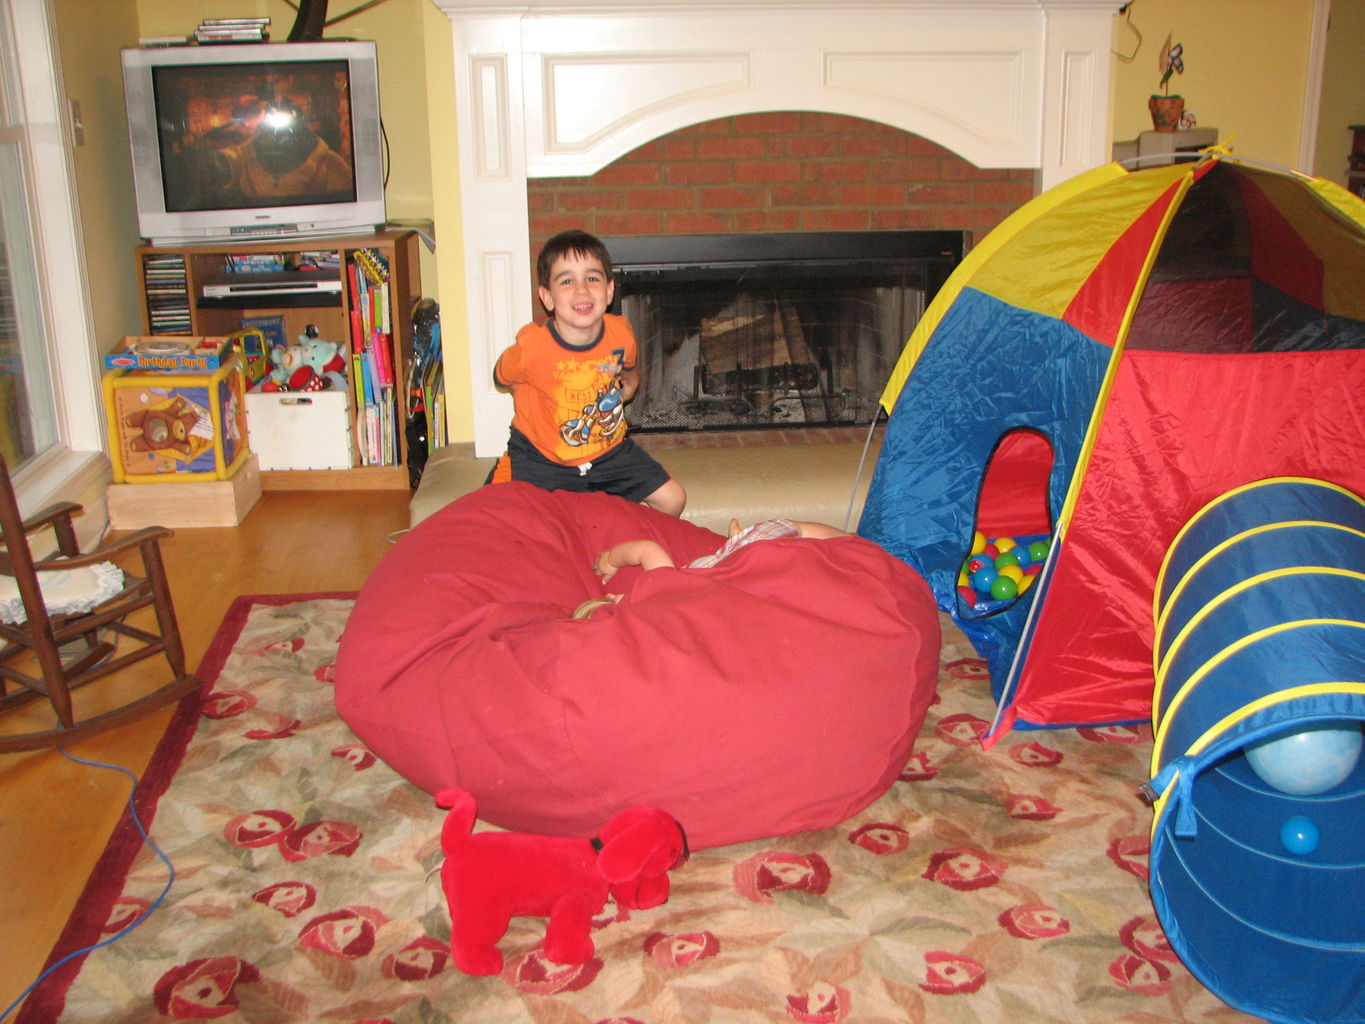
xmin=135 ymin=229 xmax=421 ymax=491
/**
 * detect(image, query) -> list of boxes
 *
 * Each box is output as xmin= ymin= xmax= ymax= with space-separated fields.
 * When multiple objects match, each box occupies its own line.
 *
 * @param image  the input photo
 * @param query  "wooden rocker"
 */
xmin=0 ymin=452 xmax=200 ymax=753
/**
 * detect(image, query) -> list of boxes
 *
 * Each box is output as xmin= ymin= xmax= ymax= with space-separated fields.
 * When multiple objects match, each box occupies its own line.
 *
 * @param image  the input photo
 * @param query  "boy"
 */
xmin=492 ymin=230 xmax=686 ymax=516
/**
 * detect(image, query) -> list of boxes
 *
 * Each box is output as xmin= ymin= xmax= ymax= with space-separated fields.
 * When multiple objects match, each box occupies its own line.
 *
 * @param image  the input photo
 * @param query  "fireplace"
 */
xmin=607 ymin=231 xmax=963 ymax=432
xmin=433 ymin=0 xmax=1122 ymax=455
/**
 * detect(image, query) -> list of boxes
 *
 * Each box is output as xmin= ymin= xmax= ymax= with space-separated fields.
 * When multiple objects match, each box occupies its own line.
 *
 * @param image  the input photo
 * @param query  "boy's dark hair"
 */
xmin=536 ymin=229 xmax=614 ymax=288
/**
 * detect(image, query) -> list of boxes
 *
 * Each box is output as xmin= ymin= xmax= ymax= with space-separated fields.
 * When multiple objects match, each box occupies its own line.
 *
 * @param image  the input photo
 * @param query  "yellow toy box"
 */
xmin=102 ymin=356 xmax=250 ymax=483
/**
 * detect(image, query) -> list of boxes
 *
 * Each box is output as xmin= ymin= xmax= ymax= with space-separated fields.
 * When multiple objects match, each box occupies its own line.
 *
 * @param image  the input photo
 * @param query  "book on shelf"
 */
xmin=238 ymin=314 xmax=287 ymax=350
xmin=342 ymin=245 xmax=408 ymax=467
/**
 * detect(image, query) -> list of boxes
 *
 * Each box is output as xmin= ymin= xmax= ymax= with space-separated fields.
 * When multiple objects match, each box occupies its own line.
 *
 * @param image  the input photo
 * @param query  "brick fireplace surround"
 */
xmin=433 ymin=0 xmax=1121 ymax=455
xmin=527 ymin=112 xmax=1036 ymax=266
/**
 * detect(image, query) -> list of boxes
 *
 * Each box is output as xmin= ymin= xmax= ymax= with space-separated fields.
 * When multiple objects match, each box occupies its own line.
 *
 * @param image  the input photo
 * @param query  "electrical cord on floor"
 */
xmin=0 ymin=749 xmax=175 ymax=1023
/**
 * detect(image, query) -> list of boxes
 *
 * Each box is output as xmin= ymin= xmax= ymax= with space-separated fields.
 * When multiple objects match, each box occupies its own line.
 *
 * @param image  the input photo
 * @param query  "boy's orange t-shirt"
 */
xmin=493 ymin=313 xmax=637 ymax=466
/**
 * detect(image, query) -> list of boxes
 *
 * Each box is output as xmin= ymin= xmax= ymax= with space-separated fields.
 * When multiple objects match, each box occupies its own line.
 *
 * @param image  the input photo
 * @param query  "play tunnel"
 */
xmin=1147 ymin=477 xmax=1365 ymax=1024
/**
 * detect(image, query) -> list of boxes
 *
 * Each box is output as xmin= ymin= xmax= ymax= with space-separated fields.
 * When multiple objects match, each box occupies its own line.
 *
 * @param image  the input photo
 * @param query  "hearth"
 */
xmin=608 ymin=232 xmax=963 ymax=432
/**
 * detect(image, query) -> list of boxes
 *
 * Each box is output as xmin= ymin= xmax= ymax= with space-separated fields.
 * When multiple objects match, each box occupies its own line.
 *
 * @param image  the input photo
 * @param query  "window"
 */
xmin=0 ymin=0 xmax=105 ymax=510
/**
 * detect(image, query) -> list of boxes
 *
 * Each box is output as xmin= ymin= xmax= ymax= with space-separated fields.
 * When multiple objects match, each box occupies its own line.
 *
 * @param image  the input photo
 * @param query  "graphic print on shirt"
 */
xmin=558 ymin=348 xmax=628 ymax=447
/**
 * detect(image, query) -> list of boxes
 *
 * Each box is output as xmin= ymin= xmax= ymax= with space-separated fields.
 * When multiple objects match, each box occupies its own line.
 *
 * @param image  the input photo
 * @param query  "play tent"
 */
xmin=858 ymin=154 xmax=1365 ymax=740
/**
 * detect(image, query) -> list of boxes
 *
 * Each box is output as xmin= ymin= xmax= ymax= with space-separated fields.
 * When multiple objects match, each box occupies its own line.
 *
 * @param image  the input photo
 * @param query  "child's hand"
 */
xmin=594 ymin=551 xmax=618 ymax=582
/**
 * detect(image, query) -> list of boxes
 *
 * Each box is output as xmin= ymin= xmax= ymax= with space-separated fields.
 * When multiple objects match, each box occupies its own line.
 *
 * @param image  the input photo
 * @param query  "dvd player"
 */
xmin=201 ymin=270 xmax=343 ymax=299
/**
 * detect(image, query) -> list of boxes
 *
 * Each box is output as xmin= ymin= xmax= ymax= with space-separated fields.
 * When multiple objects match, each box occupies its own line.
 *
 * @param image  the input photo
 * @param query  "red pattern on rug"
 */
xmin=16 ymin=595 xmax=1255 ymax=1023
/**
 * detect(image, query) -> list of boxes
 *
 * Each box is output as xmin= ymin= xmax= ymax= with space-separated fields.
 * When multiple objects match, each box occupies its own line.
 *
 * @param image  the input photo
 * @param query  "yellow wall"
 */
xmin=52 ymin=0 xmax=144 ymax=355
xmin=54 ymin=1 xmax=1350 ymax=451
xmin=1110 ymin=0 xmax=1314 ymax=168
xmin=133 ymin=0 xmax=439 ymax=290
xmin=419 ymin=0 xmax=470 ymax=443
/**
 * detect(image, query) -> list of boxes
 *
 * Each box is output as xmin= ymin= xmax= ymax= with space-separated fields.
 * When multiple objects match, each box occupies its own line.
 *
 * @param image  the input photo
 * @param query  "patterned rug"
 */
xmin=20 ymin=594 xmax=1254 ymax=1023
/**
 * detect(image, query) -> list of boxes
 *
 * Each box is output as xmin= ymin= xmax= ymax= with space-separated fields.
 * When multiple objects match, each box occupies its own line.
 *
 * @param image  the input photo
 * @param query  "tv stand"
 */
xmin=134 ymin=229 xmax=421 ymax=491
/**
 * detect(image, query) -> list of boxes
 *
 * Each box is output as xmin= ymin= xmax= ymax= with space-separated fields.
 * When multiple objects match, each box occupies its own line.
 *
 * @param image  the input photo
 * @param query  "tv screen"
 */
xmin=122 ymin=42 xmax=386 ymax=245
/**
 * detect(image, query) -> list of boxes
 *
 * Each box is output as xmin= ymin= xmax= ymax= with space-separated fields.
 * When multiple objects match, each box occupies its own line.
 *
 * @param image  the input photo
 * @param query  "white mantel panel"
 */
xmin=533 ymin=53 xmax=752 ymax=165
xmin=822 ymin=51 xmax=1029 ymax=155
xmin=436 ymin=0 xmax=1121 ymax=452
xmin=517 ymin=9 xmax=1049 ymax=176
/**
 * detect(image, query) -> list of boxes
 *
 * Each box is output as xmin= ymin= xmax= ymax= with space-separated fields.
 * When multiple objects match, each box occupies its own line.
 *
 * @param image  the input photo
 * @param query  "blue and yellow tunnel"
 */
xmin=1147 ymin=477 xmax=1365 ymax=1023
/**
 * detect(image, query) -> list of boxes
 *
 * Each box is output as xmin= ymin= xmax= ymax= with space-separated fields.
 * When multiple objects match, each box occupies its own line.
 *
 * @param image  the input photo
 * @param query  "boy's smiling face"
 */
xmin=538 ymin=249 xmax=615 ymax=345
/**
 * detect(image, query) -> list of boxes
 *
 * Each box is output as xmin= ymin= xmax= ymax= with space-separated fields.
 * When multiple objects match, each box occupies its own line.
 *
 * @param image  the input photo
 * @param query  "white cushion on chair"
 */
xmin=0 ymin=562 xmax=124 ymax=625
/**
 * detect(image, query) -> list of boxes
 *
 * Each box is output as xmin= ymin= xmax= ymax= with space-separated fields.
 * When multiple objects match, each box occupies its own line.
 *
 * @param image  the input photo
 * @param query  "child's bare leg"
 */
xmin=642 ymin=477 xmax=686 ymax=517
xmin=793 ymin=520 xmax=848 ymax=540
xmin=728 ymin=518 xmax=743 ymax=538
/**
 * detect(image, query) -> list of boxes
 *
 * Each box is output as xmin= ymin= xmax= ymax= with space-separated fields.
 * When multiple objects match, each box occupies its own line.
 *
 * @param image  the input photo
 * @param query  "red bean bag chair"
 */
xmin=334 ymin=482 xmax=940 ymax=849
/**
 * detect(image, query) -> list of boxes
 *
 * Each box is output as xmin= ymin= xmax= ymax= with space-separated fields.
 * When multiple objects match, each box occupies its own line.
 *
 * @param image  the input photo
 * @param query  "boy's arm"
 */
xmin=618 ymin=365 xmax=639 ymax=403
xmin=793 ymin=521 xmax=848 ymax=540
xmin=593 ymin=539 xmax=675 ymax=582
xmin=492 ymin=345 xmax=516 ymax=391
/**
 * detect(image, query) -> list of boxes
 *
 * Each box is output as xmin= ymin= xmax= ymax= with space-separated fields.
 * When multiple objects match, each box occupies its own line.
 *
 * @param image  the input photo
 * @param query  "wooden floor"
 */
xmin=0 ymin=488 xmax=412 ymax=1019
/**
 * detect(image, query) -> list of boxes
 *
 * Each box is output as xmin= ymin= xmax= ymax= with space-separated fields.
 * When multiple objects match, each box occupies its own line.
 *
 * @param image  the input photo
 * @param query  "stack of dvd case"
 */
xmin=194 ymin=17 xmax=269 ymax=44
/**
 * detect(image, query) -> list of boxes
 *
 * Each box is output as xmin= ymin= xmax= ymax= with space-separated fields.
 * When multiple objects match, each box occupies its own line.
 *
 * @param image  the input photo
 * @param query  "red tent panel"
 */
xmin=1006 ymin=346 xmax=1365 ymax=729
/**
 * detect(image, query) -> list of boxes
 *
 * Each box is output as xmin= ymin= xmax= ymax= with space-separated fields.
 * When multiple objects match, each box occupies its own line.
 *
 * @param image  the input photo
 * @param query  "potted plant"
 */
xmin=1148 ymin=34 xmax=1185 ymax=132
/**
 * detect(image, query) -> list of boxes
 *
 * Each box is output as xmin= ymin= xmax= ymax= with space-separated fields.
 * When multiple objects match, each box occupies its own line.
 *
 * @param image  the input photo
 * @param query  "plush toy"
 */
xmin=263 ymin=325 xmax=347 ymax=392
xmin=436 ymin=787 xmax=687 ymax=976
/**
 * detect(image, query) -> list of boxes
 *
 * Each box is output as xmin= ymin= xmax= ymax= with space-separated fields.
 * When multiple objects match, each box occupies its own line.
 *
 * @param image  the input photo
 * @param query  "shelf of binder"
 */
xmin=347 ymin=248 xmax=399 ymax=469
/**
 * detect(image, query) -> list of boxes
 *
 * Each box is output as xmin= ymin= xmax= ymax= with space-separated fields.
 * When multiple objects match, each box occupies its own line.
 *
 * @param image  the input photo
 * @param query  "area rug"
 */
xmin=19 ymin=594 xmax=1254 ymax=1023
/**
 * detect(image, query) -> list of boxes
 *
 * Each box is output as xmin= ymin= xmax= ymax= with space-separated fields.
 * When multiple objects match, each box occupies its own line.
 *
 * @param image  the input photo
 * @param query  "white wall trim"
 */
xmin=1299 ymin=0 xmax=1331 ymax=173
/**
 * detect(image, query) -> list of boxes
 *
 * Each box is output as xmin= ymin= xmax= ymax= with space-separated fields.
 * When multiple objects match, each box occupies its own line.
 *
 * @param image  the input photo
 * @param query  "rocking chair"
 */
xmin=0 ymin=452 xmax=200 ymax=753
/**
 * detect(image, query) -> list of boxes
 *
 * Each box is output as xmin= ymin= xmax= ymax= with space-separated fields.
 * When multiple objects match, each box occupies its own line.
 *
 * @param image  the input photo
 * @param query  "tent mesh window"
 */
xmin=609 ymin=231 xmax=964 ymax=433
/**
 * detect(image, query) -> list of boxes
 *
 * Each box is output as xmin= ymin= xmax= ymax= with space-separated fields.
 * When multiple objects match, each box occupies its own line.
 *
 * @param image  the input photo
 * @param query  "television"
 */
xmin=121 ymin=41 xmax=386 ymax=246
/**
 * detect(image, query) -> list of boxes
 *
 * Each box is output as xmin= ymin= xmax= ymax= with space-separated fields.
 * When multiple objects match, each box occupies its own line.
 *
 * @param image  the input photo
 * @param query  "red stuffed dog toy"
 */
xmin=435 ymin=788 xmax=688 ymax=976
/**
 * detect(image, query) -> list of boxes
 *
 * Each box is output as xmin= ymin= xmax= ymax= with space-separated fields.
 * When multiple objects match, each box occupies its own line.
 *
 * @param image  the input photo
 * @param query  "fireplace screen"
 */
xmin=608 ymin=232 xmax=964 ymax=432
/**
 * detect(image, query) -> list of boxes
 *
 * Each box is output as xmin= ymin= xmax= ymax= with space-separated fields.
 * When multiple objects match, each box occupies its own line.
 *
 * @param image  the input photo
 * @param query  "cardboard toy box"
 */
xmin=103 ymin=336 xmax=234 ymax=373
xmin=102 ymin=357 xmax=249 ymax=484
xmin=245 ymin=389 xmax=353 ymax=471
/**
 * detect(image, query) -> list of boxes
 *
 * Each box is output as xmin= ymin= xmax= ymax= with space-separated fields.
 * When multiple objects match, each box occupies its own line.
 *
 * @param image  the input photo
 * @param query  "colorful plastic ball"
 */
xmin=994 ymin=550 xmax=1021 ymax=570
xmin=966 ymin=554 xmax=992 ymax=574
xmin=971 ymin=531 xmax=986 ymax=555
xmin=1011 ymin=546 xmax=1032 ymax=568
xmin=970 ymin=567 xmax=998 ymax=593
xmin=1244 ymin=721 xmax=1363 ymax=796
xmin=995 ymin=536 xmax=1017 ymax=552
xmin=998 ymin=564 xmax=1024 ymax=585
xmin=1028 ymin=540 xmax=1051 ymax=562
xmin=989 ymin=575 xmax=1018 ymax=601
xmin=1017 ymin=573 xmax=1035 ymax=594
xmin=1279 ymin=815 xmax=1321 ymax=856
xmin=1024 ymin=563 xmax=1042 ymax=577
xmin=957 ymin=585 xmax=979 ymax=608
xmin=984 ymin=542 xmax=999 ymax=558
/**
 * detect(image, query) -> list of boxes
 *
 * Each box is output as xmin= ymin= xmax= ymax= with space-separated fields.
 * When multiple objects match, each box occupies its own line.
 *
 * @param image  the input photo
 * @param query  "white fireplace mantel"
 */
xmin=433 ymin=0 xmax=1123 ymax=454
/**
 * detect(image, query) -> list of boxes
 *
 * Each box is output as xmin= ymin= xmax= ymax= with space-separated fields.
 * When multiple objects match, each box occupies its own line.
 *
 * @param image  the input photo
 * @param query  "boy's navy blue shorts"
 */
xmin=492 ymin=428 xmax=671 ymax=503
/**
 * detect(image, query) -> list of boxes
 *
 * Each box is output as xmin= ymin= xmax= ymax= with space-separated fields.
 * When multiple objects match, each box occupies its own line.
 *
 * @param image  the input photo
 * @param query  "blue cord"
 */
xmin=0 ymin=749 xmax=175 ymax=1022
